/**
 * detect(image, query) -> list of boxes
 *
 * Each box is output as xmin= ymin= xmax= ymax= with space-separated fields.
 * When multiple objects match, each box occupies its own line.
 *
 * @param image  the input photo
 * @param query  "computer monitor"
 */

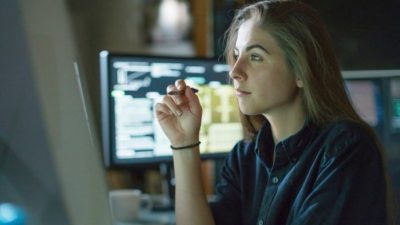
xmin=344 ymin=78 xmax=383 ymax=128
xmin=0 ymin=1 xmax=112 ymax=225
xmin=342 ymin=70 xmax=400 ymax=135
xmin=390 ymin=78 xmax=400 ymax=133
xmin=100 ymin=52 xmax=242 ymax=168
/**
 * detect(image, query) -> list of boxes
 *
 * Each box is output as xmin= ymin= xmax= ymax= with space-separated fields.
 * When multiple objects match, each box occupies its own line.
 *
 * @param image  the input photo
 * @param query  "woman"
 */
xmin=155 ymin=1 xmax=396 ymax=224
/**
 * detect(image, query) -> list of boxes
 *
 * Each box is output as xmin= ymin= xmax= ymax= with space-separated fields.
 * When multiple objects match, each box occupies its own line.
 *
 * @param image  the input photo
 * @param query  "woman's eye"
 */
xmin=250 ymin=53 xmax=263 ymax=61
xmin=233 ymin=53 xmax=239 ymax=60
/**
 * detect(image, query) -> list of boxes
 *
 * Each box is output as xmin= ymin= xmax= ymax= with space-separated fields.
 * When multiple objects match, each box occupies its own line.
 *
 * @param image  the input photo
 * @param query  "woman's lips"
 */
xmin=235 ymin=89 xmax=251 ymax=96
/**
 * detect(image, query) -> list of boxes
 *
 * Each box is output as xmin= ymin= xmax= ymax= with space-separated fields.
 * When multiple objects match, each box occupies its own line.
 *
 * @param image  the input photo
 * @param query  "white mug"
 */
xmin=109 ymin=189 xmax=152 ymax=222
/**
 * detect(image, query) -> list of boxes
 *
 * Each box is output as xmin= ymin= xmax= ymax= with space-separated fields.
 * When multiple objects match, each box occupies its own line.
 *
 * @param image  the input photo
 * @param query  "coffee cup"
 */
xmin=109 ymin=189 xmax=152 ymax=222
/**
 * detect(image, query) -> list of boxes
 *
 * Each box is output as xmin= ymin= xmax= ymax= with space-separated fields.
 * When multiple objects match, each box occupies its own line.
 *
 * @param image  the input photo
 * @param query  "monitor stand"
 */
xmin=153 ymin=162 xmax=175 ymax=211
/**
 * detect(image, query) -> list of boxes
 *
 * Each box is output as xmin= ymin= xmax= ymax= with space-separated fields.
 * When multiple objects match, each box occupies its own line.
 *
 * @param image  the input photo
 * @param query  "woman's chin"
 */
xmin=239 ymin=107 xmax=263 ymax=116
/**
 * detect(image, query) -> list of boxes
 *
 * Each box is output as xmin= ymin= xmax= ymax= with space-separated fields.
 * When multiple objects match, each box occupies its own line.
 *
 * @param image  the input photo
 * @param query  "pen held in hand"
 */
xmin=167 ymin=88 xmax=198 ymax=96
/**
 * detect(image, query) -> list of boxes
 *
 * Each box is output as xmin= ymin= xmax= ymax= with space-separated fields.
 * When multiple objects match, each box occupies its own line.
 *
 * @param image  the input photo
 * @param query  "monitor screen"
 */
xmin=344 ymin=79 xmax=383 ymax=127
xmin=390 ymin=78 xmax=400 ymax=132
xmin=100 ymin=51 xmax=242 ymax=167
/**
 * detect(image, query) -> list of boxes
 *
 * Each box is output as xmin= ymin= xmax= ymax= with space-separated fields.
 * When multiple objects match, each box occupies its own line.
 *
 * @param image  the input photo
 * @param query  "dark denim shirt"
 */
xmin=210 ymin=120 xmax=389 ymax=225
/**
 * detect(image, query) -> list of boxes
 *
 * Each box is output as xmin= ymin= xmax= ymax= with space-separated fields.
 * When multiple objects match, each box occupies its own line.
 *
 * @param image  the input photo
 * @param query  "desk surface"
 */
xmin=115 ymin=210 xmax=175 ymax=225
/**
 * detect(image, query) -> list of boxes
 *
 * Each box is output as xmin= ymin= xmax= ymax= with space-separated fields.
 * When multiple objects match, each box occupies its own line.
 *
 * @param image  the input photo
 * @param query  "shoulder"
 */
xmin=321 ymin=119 xmax=370 ymax=137
xmin=319 ymin=119 xmax=374 ymax=144
xmin=317 ymin=120 xmax=379 ymax=159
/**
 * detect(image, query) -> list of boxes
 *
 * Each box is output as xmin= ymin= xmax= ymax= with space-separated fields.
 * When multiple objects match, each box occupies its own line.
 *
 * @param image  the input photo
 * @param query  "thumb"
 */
xmin=185 ymin=86 xmax=201 ymax=113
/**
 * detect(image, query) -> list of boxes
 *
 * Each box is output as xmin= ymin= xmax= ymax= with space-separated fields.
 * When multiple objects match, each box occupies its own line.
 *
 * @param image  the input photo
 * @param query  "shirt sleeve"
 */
xmin=288 ymin=132 xmax=389 ymax=225
xmin=209 ymin=142 xmax=244 ymax=225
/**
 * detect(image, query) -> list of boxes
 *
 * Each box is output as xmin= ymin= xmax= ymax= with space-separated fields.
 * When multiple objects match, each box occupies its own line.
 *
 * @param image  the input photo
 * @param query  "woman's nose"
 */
xmin=229 ymin=58 xmax=247 ymax=81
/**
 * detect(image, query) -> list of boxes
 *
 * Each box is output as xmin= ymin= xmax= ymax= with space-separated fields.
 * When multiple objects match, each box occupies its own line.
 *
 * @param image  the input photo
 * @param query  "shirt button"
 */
xmin=258 ymin=220 xmax=264 ymax=225
xmin=272 ymin=176 xmax=279 ymax=184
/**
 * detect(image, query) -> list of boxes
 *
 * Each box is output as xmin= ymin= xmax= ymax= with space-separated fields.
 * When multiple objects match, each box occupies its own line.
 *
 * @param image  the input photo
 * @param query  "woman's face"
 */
xmin=229 ymin=19 xmax=303 ymax=116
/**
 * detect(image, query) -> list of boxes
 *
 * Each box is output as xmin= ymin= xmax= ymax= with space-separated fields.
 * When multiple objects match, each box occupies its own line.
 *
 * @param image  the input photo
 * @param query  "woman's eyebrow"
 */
xmin=246 ymin=44 xmax=270 ymax=54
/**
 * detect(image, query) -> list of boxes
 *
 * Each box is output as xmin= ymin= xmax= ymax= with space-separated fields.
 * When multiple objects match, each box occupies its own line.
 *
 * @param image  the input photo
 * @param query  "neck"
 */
xmin=264 ymin=95 xmax=306 ymax=144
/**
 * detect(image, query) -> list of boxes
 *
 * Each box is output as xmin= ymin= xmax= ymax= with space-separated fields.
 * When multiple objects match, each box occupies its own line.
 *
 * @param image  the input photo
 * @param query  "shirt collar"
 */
xmin=254 ymin=119 xmax=318 ymax=169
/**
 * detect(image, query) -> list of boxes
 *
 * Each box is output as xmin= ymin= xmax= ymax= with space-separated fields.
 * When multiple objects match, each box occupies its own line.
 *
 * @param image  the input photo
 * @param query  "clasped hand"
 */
xmin=155 ymin=79 xmax=202 ymax=148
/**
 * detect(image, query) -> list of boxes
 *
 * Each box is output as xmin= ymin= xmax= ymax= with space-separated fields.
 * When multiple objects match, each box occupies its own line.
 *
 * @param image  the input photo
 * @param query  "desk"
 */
xmin=114 ymin=210 xmax=175 ymax=225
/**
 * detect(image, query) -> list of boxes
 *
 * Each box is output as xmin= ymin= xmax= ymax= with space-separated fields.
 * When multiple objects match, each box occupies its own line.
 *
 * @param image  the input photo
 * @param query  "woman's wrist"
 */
xmin=170 ymin=136 xmax=199 ymax=148
xmin=171 ymin=141 xmax=201 ymax=150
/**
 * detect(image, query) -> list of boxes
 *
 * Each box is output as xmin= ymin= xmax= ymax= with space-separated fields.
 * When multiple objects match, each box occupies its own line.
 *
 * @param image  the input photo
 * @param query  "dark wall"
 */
xmin=213 ymin=0 xmax=400 ymax=70
xmin=306 ymin=0 xmax=400 ymax=70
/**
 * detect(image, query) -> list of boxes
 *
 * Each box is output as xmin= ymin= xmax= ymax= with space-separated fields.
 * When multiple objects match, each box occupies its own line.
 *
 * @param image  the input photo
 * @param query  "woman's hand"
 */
xmin=155 ymin=79 xmax=202 ymax=147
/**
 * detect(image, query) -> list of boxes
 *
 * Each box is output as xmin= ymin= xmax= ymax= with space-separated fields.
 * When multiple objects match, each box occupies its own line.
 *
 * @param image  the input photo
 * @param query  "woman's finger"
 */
xmin=175 ymin=79 xmax=186 ymax=91
xmin=154 ymin=102 xmax=173 ymax=120
xmin=161 ymin=95 xmax=182 ymax=117
xmin=174 ymin=79 xmax=189 ymax=105
xmin=166 ymin=83 xmax=185 ymax=105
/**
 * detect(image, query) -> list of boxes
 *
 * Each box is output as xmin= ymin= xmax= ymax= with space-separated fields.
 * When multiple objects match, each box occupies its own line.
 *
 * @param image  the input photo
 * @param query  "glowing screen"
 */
xmin=101 ymin=52 xmax=242 ymax=166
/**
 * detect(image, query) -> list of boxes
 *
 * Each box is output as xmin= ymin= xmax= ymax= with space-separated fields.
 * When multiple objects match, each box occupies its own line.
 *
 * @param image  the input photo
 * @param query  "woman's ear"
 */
xmin=296 ymin=77 xmax=304 ymax=88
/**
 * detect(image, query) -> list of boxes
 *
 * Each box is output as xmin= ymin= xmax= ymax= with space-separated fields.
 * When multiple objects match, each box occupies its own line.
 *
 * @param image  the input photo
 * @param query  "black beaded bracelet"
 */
xmin=170 ymin=141 xmax=201 ymax=150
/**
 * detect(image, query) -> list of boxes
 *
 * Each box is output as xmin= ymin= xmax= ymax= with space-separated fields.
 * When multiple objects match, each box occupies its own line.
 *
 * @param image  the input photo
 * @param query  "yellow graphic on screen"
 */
xmin=194 ymin=84 xmax=242 ymax=153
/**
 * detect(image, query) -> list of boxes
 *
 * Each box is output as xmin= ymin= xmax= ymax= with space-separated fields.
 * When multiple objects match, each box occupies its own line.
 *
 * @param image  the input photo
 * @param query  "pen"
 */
xmin=167 ymin=87 xmax=198 ymax=96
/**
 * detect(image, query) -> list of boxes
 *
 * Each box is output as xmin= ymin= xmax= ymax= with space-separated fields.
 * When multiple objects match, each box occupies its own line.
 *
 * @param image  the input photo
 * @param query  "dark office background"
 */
xmin=213 ymin=0 xmax=400 ymax=69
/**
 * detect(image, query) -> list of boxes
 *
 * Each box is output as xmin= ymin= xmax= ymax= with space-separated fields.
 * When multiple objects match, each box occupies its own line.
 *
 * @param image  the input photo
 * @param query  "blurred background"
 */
xmin=1 ymin=0 xmax=399 ymax=224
